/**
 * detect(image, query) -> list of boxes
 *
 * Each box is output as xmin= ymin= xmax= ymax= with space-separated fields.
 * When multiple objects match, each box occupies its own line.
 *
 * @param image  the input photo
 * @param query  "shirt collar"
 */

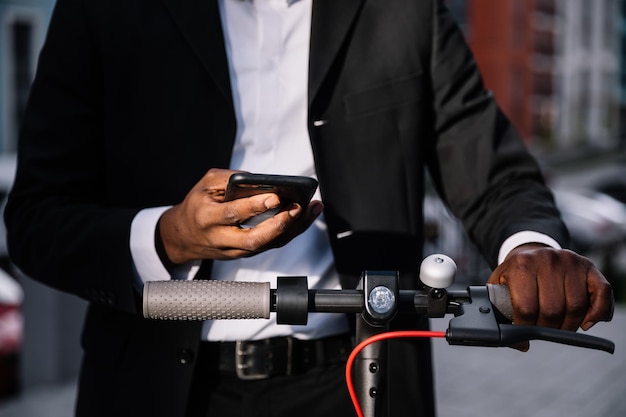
xmin=231 ymin=0 xmax=302 ymax=8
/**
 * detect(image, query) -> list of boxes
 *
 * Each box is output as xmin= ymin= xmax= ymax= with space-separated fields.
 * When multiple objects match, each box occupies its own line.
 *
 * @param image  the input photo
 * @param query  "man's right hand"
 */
xmin=157 ymin=168 xmax=324 ymax=265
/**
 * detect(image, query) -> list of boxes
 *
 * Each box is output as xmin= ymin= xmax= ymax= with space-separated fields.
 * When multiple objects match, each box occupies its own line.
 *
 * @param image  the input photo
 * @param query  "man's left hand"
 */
xmin=487 ymin=244 xmax=614 ymax=346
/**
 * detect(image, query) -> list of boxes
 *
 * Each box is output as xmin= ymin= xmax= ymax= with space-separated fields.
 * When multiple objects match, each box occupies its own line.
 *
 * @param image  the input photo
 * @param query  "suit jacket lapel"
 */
xmin=309 ymin=0 xmax=365 ymax=108
xmin=160 ymin=0 xmax=363 ymax=115
xmin=160 ymin=0 xmax=233 ymax=104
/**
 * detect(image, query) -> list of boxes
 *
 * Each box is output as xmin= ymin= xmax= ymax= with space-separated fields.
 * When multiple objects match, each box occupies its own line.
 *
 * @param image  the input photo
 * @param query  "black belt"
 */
xmin=200 ymin=333 xmax=354 ymax=380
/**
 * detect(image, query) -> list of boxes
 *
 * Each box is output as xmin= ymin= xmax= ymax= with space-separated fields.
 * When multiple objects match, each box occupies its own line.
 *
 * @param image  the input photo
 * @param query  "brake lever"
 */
xmin=497 ymin=324 xmax=615 ymax=353
xmin=445 ymin=286 xmax=615 ymax=354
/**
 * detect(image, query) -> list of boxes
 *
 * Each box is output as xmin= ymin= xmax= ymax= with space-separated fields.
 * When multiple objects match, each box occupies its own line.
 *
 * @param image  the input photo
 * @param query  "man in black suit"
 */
xmin=4 ymin=0 xmax=613 ymax=416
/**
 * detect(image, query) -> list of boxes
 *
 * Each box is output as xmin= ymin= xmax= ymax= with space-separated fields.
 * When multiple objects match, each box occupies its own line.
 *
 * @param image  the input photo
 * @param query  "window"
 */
xmin=446 ymin=0 xmax=469 ymax=35
xmin=580 ymin=2 xmax=592 ymax=50
xmin=11 ymin=21 xmax=33 ymax=136
xmin=1 ymin=8 xmax=43 ymax=153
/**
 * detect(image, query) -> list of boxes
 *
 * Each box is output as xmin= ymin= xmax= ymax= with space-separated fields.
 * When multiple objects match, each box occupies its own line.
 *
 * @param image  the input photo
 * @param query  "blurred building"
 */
xmin=555 ymin=0 xmax=621 ymax=150
xmin=0 ymin=0 xmax=54 ymax=154
xmin=448 ymin=0 xmax=558 ymax=147
xmin=445 ymin=0 xmax=626 ymax=297
xmin=449 ymin=0 xmax=623 ymax=151
xmin=619 ymin=0 xmax=626 ymax=143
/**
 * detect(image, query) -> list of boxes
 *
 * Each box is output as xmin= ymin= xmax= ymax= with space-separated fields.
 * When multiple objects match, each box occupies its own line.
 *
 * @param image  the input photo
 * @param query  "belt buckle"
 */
xmin=235 ymin=338 xmax=293 ymax=380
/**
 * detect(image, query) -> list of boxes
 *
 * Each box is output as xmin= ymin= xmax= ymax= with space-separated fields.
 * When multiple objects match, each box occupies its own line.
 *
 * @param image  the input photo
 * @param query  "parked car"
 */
xmin=0 ymin=154 xmax=21 ymax=399
xmin=423 ymin=193 xmax=489 ymax=285
xmin=593 ymin=175 xmax=626 ymax=206
xmin=0 ymin=269 xmax=22 ymax=398
xmin=0 ymin=154 xmax=16 ymax=261
xmin=551 ymin=186 xmax=626 ymax=253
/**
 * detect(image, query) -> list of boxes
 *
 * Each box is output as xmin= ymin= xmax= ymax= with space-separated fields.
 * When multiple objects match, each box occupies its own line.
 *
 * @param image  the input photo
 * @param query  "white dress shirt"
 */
xmin=202 ymin=0 xmax=350 ymax=341
xmin=129 ymin=0 xmax=560 ymax=342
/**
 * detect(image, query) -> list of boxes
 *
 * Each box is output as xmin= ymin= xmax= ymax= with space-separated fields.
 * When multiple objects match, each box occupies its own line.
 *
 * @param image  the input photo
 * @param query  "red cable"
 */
xmin=345 ymin=330 xmax=446 ymax=417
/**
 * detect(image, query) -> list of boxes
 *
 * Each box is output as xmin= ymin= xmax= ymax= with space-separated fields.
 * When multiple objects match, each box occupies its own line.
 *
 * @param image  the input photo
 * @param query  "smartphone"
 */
xmin=224 ymin=173 xmax=319 ymax=227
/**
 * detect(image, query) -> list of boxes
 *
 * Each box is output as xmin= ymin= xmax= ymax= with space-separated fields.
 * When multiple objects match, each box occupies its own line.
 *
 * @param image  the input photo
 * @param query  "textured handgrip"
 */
xmin=486 ymin=284 xmax=514 ymax=322
xmin=143 ymin=280 xmax=271 ymax=320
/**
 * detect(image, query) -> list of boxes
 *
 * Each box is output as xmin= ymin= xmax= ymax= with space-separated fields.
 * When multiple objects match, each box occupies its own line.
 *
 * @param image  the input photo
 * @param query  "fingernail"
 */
xmin=511 ymin=342 xmax=529 ymax=352
xmin=264 ymin=195 xmax=280 ymax=208
xmin=312 ymin=203 xmax=323 ymax=216
xmin=582 ymin=321 xmax=595 ymax=331
xmin=288 ymin=204 xmax=300 ymax=218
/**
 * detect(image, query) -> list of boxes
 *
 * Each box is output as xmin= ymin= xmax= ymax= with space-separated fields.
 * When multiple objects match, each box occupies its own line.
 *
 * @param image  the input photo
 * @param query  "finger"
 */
xmin=216 ymin=202 xmax=306 ymax=250
xmin=282 ymin=200 xmax=324 ymax=235
xmin=560 ymin=269 xmax=589 ymax=331
xmin=200 ymin=168 xmax=242 ymax=201
xmin=291 ymin=200 xmax=324 ymax=224
xmin=220 ymin=193 xmax=281 ymax=226
xmin=580 ymin=270 xmax=614 ymax=330
xmin=488 ymin=264 xmax=536 ymax=352
xmin=535 ymin=270 xmax=567 ymax=329
xmin=510 ymin=341 xmax=530 ymax=352
xmin=251 ymin=200 xmax=324 ymax=249
xmin=496 ymin=269 xmax=540 ymax=327
xmin=209 ymin=200 xmax=323 ymax=258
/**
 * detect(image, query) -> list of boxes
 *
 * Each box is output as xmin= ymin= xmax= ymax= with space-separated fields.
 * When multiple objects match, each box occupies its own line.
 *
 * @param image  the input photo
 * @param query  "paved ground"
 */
xmin=432 ymin=308 xmax=625 ymax=417
xmin=1 ymin=307 xmax=624 ymax=417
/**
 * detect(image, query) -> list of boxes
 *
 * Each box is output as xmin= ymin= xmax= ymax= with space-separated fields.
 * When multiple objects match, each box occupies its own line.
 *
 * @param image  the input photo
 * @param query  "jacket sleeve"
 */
xmin=4 ymin=0 xmax=141 ymax=314
xmin=425 ymin=0 xmax=569 ymax=268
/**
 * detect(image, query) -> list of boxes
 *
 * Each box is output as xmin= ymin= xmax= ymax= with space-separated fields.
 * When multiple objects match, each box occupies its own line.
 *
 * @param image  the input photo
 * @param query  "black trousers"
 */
xmin=185 ymin=348 xmax=356 ymax=417
xmin=184 ymin=333 xmax=435 ymax=417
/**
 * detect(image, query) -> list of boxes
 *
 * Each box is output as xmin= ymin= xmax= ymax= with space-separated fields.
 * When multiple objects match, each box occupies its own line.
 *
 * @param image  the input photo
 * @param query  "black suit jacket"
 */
xmin=5 ymin=0 xmax=568 ymax=416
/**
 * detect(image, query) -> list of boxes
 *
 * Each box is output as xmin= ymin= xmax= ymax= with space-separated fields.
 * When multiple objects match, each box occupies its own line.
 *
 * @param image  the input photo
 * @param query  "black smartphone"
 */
xmin=224 ymin=173 xmax=319 ymax=227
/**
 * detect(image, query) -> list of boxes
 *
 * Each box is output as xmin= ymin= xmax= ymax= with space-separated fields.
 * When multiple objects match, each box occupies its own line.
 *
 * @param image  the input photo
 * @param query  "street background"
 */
xmin=1 ymin=0 xmax=626 ymax=415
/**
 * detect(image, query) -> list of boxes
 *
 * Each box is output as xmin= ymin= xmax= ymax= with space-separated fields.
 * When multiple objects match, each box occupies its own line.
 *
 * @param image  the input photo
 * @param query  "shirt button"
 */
xmin=176 ymin=348 xmax=194 ymax=365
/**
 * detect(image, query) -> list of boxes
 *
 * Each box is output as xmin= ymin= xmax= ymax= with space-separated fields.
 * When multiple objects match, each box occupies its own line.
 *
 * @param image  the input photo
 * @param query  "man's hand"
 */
xmin=158 ymin=168 xmax=324 ymax=264
xmin=487 ymin=244 xmax=614 ymax=349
